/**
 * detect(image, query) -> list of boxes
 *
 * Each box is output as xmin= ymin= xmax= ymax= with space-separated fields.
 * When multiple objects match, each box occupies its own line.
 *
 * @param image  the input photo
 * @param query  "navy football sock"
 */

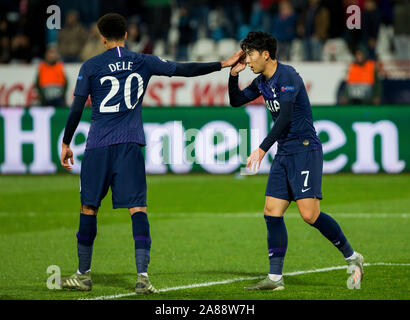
xmin=131 ymin=211 xmax=151 ymax=274
xmin=76 ymin=214 xmax=97 ymax=274
xmin=311 ymin=212 xmax=354 ymax=258
xmin=264 ymin=215 xmax=288 ymax=275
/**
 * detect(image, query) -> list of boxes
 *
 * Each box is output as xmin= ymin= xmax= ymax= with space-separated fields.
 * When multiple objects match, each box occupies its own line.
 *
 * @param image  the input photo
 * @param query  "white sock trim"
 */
xmin=268 ymin=274 xmax=282 ymax=282
xmin=345 ymin=251 xmax=357 ymax=260
xmin=77 ymin=269 xmax=91 ymax=275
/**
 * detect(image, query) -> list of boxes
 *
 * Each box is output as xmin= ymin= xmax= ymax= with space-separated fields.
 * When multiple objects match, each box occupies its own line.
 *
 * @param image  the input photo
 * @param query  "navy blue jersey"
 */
xmin=239 ymin=62 xmax=321 ymax=154
xmin=73 ymin=46 xmax=177 ymax=150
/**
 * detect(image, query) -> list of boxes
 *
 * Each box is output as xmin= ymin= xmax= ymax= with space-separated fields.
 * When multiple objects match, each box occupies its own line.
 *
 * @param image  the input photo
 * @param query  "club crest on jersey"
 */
xmin=265 ymin=99 xmax=280 ymax=113
xmin=271 ymin=87 xmax=277 ymax=98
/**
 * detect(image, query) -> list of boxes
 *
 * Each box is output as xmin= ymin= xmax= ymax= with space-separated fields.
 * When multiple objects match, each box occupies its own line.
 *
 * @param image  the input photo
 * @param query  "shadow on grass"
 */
xmin=152 ymin=270 xmax=263 ymax=278
xmin=91 ymin=273 xmax=136 ymax=290
xmin=26 ymin=269 xmax=334 ymax=300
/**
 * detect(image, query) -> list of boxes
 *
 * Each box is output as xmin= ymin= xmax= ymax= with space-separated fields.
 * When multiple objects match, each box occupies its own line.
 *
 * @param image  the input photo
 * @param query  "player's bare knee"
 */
xmin=81 ymin=205 xmax=98 ymax=215
xmin=300 ymin=210 xmax=318 ymax=225
xmin=297 ymin=198 xmax=320 ymax=224
xmin=129 ymin=207 xmax=147 ymax=216
xmin=264 ymin=204 xmax=283 ymax=217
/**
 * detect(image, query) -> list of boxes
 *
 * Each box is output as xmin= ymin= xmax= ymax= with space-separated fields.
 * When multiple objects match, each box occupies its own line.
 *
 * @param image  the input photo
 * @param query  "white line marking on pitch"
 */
xmin=80 ymin=262 xmax=410 ymax=300
xmin=0 ymin=212 xmax=407 ymax=218
xmin=151 ymin=212 xmax=410 ymax=219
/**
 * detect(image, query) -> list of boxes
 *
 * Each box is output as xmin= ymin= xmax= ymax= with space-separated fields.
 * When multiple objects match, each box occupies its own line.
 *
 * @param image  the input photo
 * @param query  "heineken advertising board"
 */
xmin=0 ymin=106 xmax=408 ymax=174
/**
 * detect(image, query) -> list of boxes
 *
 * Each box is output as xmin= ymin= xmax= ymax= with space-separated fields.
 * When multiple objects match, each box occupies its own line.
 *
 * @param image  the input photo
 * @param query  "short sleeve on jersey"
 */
xmin=73 ymin=62 xmax=91 ymax=97
xmin=144 ymin=54 xmax=177 ymax=77
xmin=278 ymin=70 xmax=300 ymax=103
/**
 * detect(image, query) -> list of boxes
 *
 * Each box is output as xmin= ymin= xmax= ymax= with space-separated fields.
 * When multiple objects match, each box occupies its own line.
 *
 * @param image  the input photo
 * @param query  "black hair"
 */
xmin=240 ymin=31 xmax=277 ymax=60
xmin=97 ymin=13 xmax=127 ymax=41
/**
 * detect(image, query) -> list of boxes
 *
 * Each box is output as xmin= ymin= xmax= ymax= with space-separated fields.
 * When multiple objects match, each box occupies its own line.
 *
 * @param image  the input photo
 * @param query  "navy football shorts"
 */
xmin=265 ymin=148 xmax=323 ymax=202
xmin=80 ymin=142 xmax=147 ymax=208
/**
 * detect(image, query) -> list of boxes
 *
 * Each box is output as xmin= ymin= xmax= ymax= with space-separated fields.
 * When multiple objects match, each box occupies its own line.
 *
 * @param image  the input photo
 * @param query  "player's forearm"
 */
xmin=259 ymin=101 xmax=294 ymax=152
xmin=228 ymin=74 xmax=252 ymax=107
xmin=173 ymin=62 xmax=222 ymax=77
xmin=62 ymin=95 xmax=87 ymax=145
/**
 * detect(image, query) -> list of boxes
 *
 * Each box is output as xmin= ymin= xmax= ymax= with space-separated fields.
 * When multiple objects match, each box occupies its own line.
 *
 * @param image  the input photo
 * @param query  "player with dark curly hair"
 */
xmin=59 ymin=13 xmax=242 ymax=294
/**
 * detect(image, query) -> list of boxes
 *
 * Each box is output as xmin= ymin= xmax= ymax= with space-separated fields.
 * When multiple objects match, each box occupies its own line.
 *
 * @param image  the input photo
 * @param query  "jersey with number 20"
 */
xmin=73 ymin=46 xmax=177 ymax=150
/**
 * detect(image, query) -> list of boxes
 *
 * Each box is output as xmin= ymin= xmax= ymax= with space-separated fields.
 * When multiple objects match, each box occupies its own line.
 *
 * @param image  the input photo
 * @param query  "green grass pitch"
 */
xmin=0 ymin=173 xmax=409 ymax=300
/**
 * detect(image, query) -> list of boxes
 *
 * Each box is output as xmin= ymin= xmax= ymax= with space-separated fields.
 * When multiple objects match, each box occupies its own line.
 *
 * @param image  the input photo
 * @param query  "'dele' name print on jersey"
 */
xmin=73 ymin=46 xmax=177 ymax=150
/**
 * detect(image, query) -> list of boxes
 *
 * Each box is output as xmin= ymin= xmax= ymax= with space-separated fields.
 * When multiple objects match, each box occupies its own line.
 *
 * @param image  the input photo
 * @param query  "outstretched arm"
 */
xmin=173 ymin=61 xmax=222 ymax=77
xmin=173 ymin=50 xmax=244 ymax=76
xmin=148 ymin=50 xmax=244 ymax=77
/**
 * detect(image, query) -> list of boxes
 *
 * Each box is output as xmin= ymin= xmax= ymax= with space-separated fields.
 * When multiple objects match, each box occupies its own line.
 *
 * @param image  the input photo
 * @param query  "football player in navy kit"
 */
xmin=59 ymin=13 xmax=242 ymax=293
xmin=229 ymin=31 xmax=364 ymax=290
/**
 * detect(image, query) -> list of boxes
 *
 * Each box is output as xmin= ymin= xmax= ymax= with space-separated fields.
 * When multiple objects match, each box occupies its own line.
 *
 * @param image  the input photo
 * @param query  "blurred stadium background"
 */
xmin=0 ymin=0 xmax=409 ymax=300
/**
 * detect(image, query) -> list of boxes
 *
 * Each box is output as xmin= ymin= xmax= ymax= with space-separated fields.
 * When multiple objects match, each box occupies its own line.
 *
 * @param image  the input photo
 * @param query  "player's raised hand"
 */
xmin=60 ymin=143 xmax=74 ymax=171
xmin=230 ymin=51 xmax=247 ymax=76
xmin=221 ymin=49 xmax=245 ymax=69
xmin=246 ymin=148 xmax=266 ymax=172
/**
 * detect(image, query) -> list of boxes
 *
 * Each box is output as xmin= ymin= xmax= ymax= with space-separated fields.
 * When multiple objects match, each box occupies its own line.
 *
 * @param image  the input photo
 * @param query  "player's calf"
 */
xmin=76 ymin=213 xmax=97 ymax=275
xmin=131 ymin=210 xmax=152 ymax=280
xmin=309 ymin=211 xmax=355 ymax=259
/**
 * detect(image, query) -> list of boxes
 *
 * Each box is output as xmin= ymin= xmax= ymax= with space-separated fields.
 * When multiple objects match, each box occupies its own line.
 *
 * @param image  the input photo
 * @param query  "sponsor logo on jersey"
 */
xmin=281 ymin=85 xmax=295 ymax=92
xmin=265 ymin=99 xmax=280 ymax=113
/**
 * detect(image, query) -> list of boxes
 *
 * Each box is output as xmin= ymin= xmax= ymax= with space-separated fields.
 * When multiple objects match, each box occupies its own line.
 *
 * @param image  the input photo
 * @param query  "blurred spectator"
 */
xmin=176 ymin=6 xmax=194 ymax=61
xmin=321 ymin=0 xmax=345 ymax=39
xmin=80 ymin=23 xmax=106 ymax=61
xmin=0 ymin=0 xmax=409 ymax=64
xmin=220 ymin=0 xmax=246 ymax=39
xmin=379 ymin=0 xmax=394 ymax=25
xmin=208 ymin=6 xmax=228 ymax=41
xmin=10 ymin=32 xmax=31 ymax=63
xmin=127 ymin=22 xmax=153 ymax=54
xmin=35 ymin=45 xmax=68 ymax=107
xmin=392 ymin=0 xmax=410 ymax=60
xmin=271 ymin=0 xmax=297 ymax=61
xmin=339 ymin=47 xmax=381 ymax=105
xmin=0 ymin=17 xmax=11 ymax=63
xmin=9 ymin=15 xmax=31 ymax=63
xmin=250 ymin=0 xmax=276 ymax=33
xmin=143 ymin=0 xmax=171 ymax=44
xmin=57 ymin=10 xmax=87 ymax=62
xmin=237 ymin=24 xmax=253 ymax=41
xmin=298 ymin=0 xmax=330 ymax=61
xmin=362 ymin=0 xmax=381 ymax=60
xmin=178 ymin=0 xmax=212 ymax=40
